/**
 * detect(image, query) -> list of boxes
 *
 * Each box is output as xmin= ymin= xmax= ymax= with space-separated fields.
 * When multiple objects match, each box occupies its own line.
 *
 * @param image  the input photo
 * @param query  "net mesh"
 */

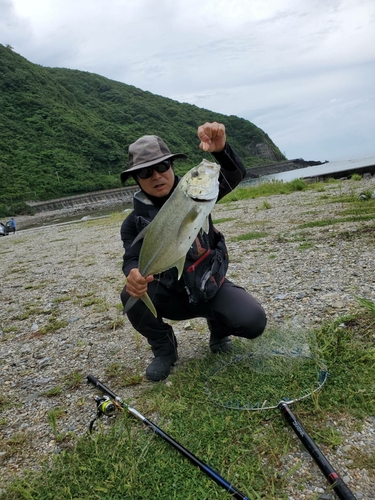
xmin=203 ymin=320 xmax=328 ymax=410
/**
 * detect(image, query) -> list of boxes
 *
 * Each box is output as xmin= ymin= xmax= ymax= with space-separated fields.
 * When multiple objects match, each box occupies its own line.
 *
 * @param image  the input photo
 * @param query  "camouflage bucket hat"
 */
xmin=120 ymin=135 xmax=187 ymax=183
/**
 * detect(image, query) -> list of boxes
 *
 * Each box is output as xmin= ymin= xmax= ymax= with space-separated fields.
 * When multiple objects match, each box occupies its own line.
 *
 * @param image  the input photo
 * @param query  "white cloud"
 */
xmin=1 ymin=0 xmax=375 ymax=160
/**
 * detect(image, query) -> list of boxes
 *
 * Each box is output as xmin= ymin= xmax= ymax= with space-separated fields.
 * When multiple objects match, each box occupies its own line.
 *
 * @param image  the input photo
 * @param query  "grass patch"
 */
xmin=231 ymin=231 xmax=268 ymax=242
xmin=39 ymin=318 xmax=68 ymax=335
xmin=43 ymin=386 xmax=63 ymax=398
xmin=12 ymin=306 xmax=45 ymax=321
xmin=3 ymin=299 xmax=375 ymax=499
xmin=298 ymin=241 xmax=315 ymax=251
xmin=24 ymin=283 xmax=47 ymax=290
xmin=212 ymin=217 xmax=237 ymax=224
xmin=105 ymin=362 xmax=143 ymax=387
xmin=220 ymin=178 xmax=311 ymax=203
xmin=299 ymin=214 xmax=375 ymax=229
xmin=52 ymin=295 xmax=71 ymax=304
xmin=63 ymin=371 xmax=84 ymax=389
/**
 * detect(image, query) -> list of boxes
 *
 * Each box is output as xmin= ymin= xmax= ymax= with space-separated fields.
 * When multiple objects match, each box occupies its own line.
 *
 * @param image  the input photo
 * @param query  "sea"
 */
xmin=248 ymin=155 xmax=375 ymax=184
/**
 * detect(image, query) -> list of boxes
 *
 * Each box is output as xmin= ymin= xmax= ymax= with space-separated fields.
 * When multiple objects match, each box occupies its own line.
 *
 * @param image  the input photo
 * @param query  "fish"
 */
xmin=124 ymin=159 xmax=221 ymax=317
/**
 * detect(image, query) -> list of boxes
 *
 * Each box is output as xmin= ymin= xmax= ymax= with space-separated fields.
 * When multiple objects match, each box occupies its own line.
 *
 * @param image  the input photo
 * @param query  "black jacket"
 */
xmin=120 ymin=143 xmax=246 ymax=302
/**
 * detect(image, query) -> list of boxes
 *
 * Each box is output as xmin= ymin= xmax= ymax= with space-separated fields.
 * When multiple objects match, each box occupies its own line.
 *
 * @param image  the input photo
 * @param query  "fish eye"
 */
xmin=191 ymin=171 xmax=199 ymax=178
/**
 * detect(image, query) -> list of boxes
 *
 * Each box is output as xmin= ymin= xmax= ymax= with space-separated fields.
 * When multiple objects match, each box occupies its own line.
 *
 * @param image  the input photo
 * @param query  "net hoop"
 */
xmin=204 ymin=352 xmax=328 ymax=411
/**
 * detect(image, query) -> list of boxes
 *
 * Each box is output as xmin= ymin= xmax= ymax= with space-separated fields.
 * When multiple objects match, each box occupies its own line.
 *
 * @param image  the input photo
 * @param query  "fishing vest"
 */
xmin=133 ymin=192 xmax=229 ymax=304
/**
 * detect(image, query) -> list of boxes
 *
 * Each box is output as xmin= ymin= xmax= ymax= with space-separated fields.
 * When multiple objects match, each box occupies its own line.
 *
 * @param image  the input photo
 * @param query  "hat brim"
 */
xmin=120 ymin=153 xmax=187 ymax=183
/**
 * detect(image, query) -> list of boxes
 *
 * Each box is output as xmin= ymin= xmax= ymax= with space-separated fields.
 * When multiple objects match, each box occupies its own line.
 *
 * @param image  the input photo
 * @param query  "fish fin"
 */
xmin=175 ymin=255 xmax=186 ymax=280
xmin=123 ymin=294 xmax=157 ymax=318
xmin=131 ymin=224 xmax=150 ymax=247
xmin=202 ymin=216 xmax=210 ymax=234
xmin=141 ymin=293 xmax=157 ymax=317
xmin=123 ymin=296 xmax=139 ymax=314
xmin=176 ymin=206 xmax=201 ymax=243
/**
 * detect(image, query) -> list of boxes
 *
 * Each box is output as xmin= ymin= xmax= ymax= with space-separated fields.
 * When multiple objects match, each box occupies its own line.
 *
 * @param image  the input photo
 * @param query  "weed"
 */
xmin=231 ymin=231 xmax=268 ymax=242
xmin=349 ymin=449 xmax=375 ymax=470
xmin=44 ymin=386 xmax=63 ymax=397
xmin=24 ymin=283 xmax=47 ymax=290
xmin=289 ymin=178 xmax=307 ymax=191
xmin=212 ymin=217 xmax=237 ymax=224
xmin=298 ymin=242 xmax=314 ymax=251
xmin=48 ymin=408 xmax=68 ymax=443
xmin=64 ymin=371 xmax=84 ymax=389
xmin=52 ymin=296 xmax=71 ymax=304
xmin=219 ymin=178 xmax=311 ymax=204
xmin=39 ymin=318 xmax=68 ymax=335
xmin=357 ymin=297 xmax=375 ymax=316
xmin=107 ymin=317 xmax=126 ymax=330
xmin=105 ymin=362 xmax=123 ymax=379
xmin=313 ymin=426 xmax=343 ymax=447
xmin=258 ymin=200 xmax=272 ymax=210
xmin=298 ymin=214 xmax=375 ymax=229
xmin=7 ymin=432 xmax=29 ymax=447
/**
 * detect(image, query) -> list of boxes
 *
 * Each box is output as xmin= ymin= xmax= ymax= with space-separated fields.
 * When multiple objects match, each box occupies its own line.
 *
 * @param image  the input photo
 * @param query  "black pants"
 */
xmin=121 ymin=279 xmax=267 ymax=357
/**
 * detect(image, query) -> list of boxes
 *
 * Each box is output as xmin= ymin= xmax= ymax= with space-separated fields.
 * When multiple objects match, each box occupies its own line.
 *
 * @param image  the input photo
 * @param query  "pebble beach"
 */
xmin=1 ymin=176 xmax=374 ymax=499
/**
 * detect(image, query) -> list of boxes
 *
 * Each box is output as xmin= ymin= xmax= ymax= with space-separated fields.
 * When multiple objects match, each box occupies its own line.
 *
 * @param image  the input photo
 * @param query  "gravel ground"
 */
xmin=1 ymin=177 xmax=374 ymax=499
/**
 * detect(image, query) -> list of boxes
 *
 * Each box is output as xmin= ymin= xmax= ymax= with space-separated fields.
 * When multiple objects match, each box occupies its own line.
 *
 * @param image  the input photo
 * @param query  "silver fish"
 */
xmin=124 ymin=159 xmax=221 ymax=316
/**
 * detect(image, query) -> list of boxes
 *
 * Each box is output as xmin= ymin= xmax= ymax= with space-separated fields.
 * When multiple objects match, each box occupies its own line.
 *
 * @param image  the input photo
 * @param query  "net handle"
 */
xmin=279 ymin=402 xmax=356 ymax=500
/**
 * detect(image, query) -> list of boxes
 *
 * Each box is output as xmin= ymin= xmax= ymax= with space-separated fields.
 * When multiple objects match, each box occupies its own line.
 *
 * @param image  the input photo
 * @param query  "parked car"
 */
xmin=0 ymin=222 xmax=9 ymax=236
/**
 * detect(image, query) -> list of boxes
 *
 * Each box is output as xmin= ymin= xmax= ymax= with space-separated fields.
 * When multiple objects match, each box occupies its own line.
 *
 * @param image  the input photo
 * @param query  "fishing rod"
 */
xmin=87 ymin=374 xmax=250 ymax=500
xmin=278 ymin=402 xmax=356 ymax=500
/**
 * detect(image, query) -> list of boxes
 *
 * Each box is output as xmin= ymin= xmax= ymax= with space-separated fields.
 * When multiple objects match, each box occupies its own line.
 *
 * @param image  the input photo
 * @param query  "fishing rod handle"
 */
xmin=278 ymin=402 xmax=356 ymax=500
xmin=87 ymin=374 xmax=124 ymax=406
xmin=326 ymin=478 xmax=357 ymax=500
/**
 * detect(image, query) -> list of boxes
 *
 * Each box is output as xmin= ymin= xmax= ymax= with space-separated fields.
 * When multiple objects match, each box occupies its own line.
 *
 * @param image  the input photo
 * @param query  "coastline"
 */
xmin=245 ymin=158 xmax=328 ymax=178
xmin=14 ymin=199 xmax=130 ymax=230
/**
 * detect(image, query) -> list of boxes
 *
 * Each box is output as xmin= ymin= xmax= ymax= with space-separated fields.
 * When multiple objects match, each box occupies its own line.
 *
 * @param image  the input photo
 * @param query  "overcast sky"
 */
xmin=1 ymin=0 xmax=375 ymax=161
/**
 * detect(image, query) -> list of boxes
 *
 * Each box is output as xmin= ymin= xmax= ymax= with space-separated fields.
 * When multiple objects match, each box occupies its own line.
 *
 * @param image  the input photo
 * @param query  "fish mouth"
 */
xmin=191 ymin=195 xmax=216 ymax=202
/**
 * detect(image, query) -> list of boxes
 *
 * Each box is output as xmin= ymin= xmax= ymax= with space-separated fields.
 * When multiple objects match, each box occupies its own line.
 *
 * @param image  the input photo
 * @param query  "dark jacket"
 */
xmin=120 ymin=143 xmax=246 ymax=303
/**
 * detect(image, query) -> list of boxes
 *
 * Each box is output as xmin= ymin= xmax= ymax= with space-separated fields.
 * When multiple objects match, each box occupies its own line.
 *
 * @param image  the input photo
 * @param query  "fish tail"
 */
xmin=123 ymin=294 xmax=157 ymax=318
xmin=123 ymin=296 xmax=139 ymax=314
xmin=141 ymin=293 xmax=157 ymax=317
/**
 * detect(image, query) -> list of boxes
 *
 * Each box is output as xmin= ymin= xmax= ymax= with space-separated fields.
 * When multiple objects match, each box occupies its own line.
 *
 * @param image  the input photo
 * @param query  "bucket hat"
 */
xmin=120 ymin=135 xmax=187 ymax=183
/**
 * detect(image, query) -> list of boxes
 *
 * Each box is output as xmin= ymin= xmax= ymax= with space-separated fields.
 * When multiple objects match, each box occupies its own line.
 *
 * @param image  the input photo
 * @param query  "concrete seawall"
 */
xmin=26 ymin=186 xmax=138 ymax=213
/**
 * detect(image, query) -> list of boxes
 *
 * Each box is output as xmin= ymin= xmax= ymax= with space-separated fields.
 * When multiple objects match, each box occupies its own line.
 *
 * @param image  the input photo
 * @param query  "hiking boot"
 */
xmin=145 ymin=354 xmax=177 ymax=382
xmin=209 ymin=334 xmax=232 ymax=354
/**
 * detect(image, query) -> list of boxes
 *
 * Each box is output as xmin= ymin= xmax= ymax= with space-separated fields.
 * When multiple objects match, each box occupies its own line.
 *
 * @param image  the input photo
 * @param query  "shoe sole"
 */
xmin=145 ymin=361 xmax=177 ymax=382
xmin=210 ymin=343 xmax=233 ymax=354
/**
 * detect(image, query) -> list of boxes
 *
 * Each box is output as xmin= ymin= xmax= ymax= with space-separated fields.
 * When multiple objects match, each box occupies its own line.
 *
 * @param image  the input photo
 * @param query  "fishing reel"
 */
xmin=95 ymin=395 xmax=116 ymax=417
xmin=89 ymin=395 xmax=117 ymax=433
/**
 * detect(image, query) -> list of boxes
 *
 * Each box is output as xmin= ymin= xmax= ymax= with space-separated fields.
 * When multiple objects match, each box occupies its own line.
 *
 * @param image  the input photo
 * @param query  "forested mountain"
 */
xmin=0 ymin=43 xmax=285 ymax=215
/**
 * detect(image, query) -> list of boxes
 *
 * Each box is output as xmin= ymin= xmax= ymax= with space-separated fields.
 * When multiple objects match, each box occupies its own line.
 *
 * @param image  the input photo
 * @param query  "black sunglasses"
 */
xmin=137 ymin=160 xmax=172 ymax=180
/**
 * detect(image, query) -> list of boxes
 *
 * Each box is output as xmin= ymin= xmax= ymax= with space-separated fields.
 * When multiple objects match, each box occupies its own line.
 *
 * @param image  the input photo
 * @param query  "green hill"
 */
xmin=0 ymin=43 xmax=285 ymax=216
